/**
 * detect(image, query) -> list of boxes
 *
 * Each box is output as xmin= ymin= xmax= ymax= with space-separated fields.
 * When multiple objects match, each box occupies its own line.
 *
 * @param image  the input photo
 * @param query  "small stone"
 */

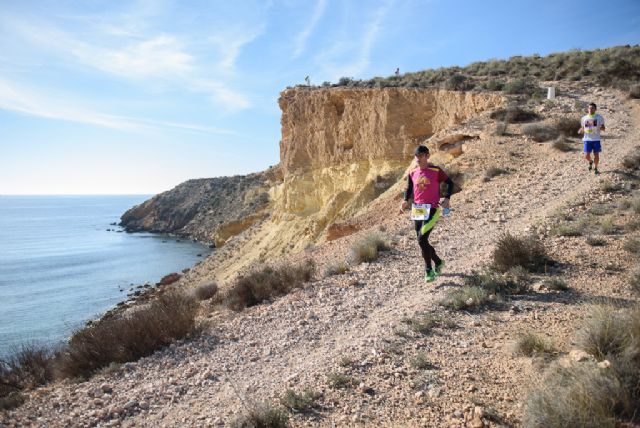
xmin=569 ymin=349 xmax=591 ymax=363
xmin=101 ymin=384 xmax=113 ymax=394
xmin=597 ymin=359 xmax=611 ymax=369
xmin=453 ymin=410 xmax=464 ymax=418
xmin=124 ymin=400 xmax=138 ymax=410
xmin=139 ymin=401 xmax=150 ymax=410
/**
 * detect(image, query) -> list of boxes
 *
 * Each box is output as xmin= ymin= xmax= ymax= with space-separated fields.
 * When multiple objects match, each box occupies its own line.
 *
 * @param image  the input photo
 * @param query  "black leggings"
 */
xmin=414 ymin=209 xmax=441 ymax=269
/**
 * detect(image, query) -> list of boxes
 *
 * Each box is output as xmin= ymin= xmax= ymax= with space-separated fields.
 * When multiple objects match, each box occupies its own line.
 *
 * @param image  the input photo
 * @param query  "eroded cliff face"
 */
xmin=209 ymin=87 xmax=504 ymax=281
xmin=120 ymin=87 xmax=503 ymax=281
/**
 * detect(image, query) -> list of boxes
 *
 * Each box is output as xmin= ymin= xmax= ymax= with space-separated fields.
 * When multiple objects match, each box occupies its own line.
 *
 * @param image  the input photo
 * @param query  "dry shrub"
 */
xmin=0 ymin=345 xmax=54 ymax=410
xmin=490 ymin=106 xmax=540 ymax=123
xmin=623 ymin=237 xmax=640 ymax=254
xmin=223 ymin=260 xmax=315 ymax=311
xmin=523 ymin=360 xmax=628 ymax=428
xmin=523 ymin=123 xmax=560 ymax=142
xmin=323 ymin=261 xmax=348 ymax=277
xmin=492 ymin=233 xmax=549 ymax=273
xmin=513 ymin=331 xmax=555 ymax=357
xmin=629 ymin=265 xmax=640 ymax=294
xmin=347 ymin=233 xmax=390 ymax=265
xmin=439 ymin=285 xmax=491 ymax=311
xmin=543 ymin=278 xmax=569 ymax=291
xmin=231 ymin=402 xmax=289 ymax=428
xmin=525 ymin=306 xmax=640 ymax=427
xmin=554 ymin=116 xmax=581 ymax=137
xmin=577 ymin=306 xmax=630 ymax=361
xmin=56 ymin=292 xmax=198 ymax=378
xmin=622 ymin=151 xmax=640 ymax=170
xmin=630 ymin=84 xmax=640 ymax=99
xmin=464 ymin=268 xmax=529 ymax=295
xmin=194 ymin=282 xmax=218 ymax=300
xmin=552 ymin=137 xmax=576 ymax=152
xmin=280 ymin=389 xmax=319 ymax=413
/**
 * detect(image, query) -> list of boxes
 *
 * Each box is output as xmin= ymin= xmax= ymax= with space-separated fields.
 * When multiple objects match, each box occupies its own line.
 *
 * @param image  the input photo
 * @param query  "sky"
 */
xmin=1 ymin=0 xmax=639 ymax=195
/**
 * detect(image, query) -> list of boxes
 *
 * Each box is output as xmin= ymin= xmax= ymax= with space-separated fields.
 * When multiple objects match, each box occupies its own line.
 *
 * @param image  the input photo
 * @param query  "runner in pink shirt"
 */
xmin=399 ymin=145 xmax=454 ymax=282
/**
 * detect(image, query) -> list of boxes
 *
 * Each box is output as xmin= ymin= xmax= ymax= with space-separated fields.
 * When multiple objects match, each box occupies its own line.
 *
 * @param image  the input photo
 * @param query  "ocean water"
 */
xmin=0 ymin=195 xmax=210 ymax=357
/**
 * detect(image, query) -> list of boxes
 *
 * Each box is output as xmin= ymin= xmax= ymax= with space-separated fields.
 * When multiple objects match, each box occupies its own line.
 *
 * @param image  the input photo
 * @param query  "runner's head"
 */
xmin=414 ymin=145 xmax=430 ymax=167
xmin=588 ymin=103 xmax=597 ymax=114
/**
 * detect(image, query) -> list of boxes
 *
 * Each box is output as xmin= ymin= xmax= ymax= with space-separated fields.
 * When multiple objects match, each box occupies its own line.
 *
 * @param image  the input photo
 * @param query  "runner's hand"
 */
xmin=399 ymin=201 xmax=408 ymax=214
xmin=441 ymin=198 xmax=450 ymax=209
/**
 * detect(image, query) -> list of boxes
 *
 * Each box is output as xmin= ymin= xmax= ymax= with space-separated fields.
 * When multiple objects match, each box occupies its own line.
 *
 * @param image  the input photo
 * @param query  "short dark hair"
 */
xmin=414 ymin=145 xmax=429 ymax=156
xmin=588 ymin=102 xmax=597 ymax=109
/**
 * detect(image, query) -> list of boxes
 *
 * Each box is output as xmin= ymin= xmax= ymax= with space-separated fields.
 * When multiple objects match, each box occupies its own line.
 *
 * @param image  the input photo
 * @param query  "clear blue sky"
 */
xmin=1 ymin=0 xmax=639 ymax=194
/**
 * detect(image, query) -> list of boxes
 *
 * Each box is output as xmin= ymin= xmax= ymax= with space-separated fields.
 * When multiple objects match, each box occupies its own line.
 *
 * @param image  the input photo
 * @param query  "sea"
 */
xmin=0 ymin=195 xmax=211 ymax=358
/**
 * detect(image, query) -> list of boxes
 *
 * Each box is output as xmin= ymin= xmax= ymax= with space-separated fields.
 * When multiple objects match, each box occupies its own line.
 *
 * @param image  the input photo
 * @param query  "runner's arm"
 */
xmin=404 ymin=175 xmax=414 ymax=201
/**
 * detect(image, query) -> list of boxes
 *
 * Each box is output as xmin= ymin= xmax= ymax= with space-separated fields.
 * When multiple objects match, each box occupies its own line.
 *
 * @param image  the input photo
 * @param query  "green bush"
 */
xmin=224 ymin=260 xmax=315 ymax=311
xmin=492 ymin=233 xmax=549 ymax=273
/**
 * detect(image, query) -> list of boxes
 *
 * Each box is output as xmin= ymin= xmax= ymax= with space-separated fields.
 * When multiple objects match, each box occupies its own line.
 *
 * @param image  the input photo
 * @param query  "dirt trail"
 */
xmin=3 ymin=86 xmax=639 ymax=428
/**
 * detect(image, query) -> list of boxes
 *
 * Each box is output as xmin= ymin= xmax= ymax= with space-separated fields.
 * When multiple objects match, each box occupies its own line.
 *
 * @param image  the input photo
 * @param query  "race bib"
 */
xmin=411 ymin=203 xmax=431 ymax=220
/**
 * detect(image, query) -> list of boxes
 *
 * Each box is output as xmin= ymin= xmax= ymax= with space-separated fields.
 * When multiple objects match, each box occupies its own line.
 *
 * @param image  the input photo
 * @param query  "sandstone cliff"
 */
xmin=121 ymin=87 xmax=503 ymax=281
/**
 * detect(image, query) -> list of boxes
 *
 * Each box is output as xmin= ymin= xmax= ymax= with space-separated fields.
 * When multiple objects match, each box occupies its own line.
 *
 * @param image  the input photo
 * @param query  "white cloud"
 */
xmin=208 ymin=25 xmax=266 ymax=73
xmin=315 ymin=0 xmax=395 ymax=81
xmin=292 ymin=0 xmax=327 ymax=58
xmin=4 ymin=16 xmax=254 ymax=112
xmin=0 ymin=77 xmax=235 ymax=135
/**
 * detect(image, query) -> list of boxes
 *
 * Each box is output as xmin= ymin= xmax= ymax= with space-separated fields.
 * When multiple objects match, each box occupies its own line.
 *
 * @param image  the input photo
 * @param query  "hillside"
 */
xmin=3 ymin=47 xmax=640 ymax=427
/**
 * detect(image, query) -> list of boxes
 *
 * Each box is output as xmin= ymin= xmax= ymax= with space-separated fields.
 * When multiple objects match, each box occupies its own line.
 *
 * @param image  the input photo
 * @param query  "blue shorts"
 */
xmin=583 ymin=140 xmax=601 ymax=153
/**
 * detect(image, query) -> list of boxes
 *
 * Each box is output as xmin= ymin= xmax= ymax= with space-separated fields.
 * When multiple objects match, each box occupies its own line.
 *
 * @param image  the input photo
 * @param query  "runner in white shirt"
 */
xmin=578 ymin=102 xmax=606 ymax=175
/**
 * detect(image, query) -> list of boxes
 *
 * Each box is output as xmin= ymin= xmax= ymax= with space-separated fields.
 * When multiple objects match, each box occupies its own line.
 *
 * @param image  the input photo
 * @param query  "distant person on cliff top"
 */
xmin=399 ymin=145 xmax=454 ymax=282
xmin=395 ymin=67 xmax=400 ymax=76
xmin=578 ymin=102 xmax=606 ymax=175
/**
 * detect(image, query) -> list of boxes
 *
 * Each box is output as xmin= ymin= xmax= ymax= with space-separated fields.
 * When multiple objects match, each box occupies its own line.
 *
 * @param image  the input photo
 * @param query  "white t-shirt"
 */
xmin=581 ymin=113 xmax=605 ymax=142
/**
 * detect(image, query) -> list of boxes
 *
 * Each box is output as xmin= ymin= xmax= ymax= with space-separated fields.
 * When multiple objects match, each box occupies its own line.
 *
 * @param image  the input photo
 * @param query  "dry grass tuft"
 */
xmin=280 ymin=389 xmax=319 ymax=413
xmin=490 ymin=106 xmax=540 ymax=123
xmin=551 ymin=138 xmax=576 ymax=152
xmin=347 ymin=233 xmax=390 ymax=265
xmin=439 ymin=286 xmax=491 ymax=311
xmin=0 ymin=345 xmax=55 ymax=410
xmin=231 ymin=402 xmax=289 ymax=428
xmin=492 ymin=233 xmax=549 ymax=273
xmin=323 ymin=261 xmax=349 ymax=277
xmin=223 ymin=260 xmax=315 ymax=311
xmin=513 ymin=331 xmax=555 ymax=357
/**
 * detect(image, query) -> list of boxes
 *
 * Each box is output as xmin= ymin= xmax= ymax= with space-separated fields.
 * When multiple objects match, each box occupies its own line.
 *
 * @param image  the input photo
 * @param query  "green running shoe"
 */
xmin=425 ymin=268 xmax=436 ymax=282
xmin=594 ymin=168 xmax=600 ymax=175
xmin=435 ymin=260 xmax=445 ymax=276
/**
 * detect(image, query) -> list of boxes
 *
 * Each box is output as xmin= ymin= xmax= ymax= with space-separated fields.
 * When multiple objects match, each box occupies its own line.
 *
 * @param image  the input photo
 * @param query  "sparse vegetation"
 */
xmin=231 ymin=402 xmax=289 ymax=428
xmin=522 ymin=123 xmax=560 ymax=142
xmin=543 ymin=278 xmax=569 ymax=291
xmin=513 ymin=331 xmax=555 ymax=357
xmin=622 ymin=151 xmax=640 ymax=170
xmin=465 ymin=268 xmax=530 ymax=295
xmin=347 ymin=233 xmax=390 ymax=265
xmin=630 ymin=83 xmax=640 ymax=99
xmin=410 ymin=352 xmax=435 ymax=370
xmin=628 ymin=265 xmax=640 ymax=293
xmin=402 ymin=316 xmax=438 ymax=335
xmin=586 ymin=236 xmax=607 ymax=246
xmin=551 ymin=222 xmax=583 ymax=237
xmin=223 ymin=260 xmax=315 ymax=311
xmin=599 ymin=216 xmax=616 ymax=235
xmin=313 ymin=46 xmax=640 ymax=94
xmin=623 ymin=237 xmax=640 ymax=254
xmin=492 ymin=233 xmax=549 ymax=273
xmin=194 ymin=282 xmax=218 ymax=300
xmin=525 ymin=305 xmax=640 ymax=427
xmin=280 ymin=389 xmax=319 ymax=413
xmin=57 ymin=292 xmax=198 ymax=379
xmin=323 ymin=261 xmax=349 ymax=277
xmin=328 ymin=372 xmax=353 ymax=389
xmin=439 ymin=285 xmax=492 ymax=311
